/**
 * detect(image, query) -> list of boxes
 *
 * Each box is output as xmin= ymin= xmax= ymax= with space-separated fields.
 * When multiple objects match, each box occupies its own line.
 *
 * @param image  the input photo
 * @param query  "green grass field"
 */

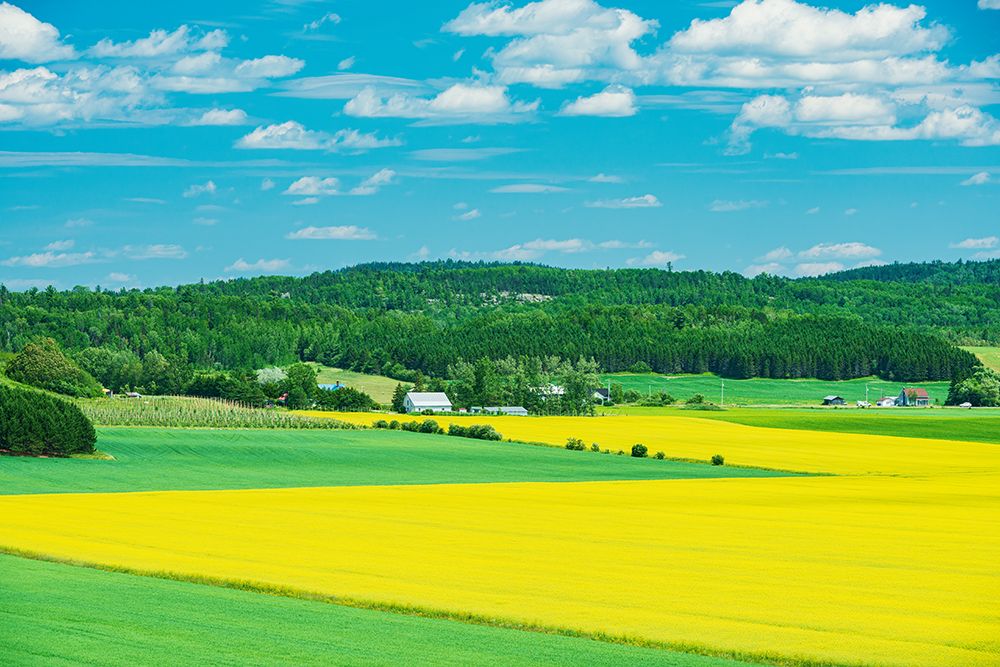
xmin=0 ymin=427 xmax=790 ymax=495
xmin=601 ymin=372 xmax=949 ymax=406
xmin=963 ymin=346 xmax=1000 ymax=372
xmin=0 ymin=554 xmax=751 ymax=667
xmin=310 ymin=364 xmax=402 ymax=404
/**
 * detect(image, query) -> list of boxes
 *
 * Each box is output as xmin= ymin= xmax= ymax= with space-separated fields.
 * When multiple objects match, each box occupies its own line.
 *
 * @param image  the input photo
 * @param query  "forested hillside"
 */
xmin=0 ymin=260 xmax=994 ymax=383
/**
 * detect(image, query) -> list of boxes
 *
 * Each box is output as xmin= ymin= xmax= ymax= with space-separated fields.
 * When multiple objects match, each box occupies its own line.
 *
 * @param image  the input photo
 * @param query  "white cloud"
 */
xmin=586 ymin=194 xmax=661 ymax=209
xmin=193 ymin=217 xmax=218 ymax=226
xmin=44 ymin=239 xmax=74 ymax=251
xmin=337 ymin=56 xmax=355 ymax=71
xmin=350 ymin=168 xmax=396 ymax=195
xmin=844 ymin=208 xmax=859 ymax=216
xmin=444 ymin=0 xmax=657 ymax=88
xmin=284 ymin=176 xmax=340 ymax=196
xmin=65 ymin=218 xmax=93 ymax=228
xmin=235 ymin=121 xmax=400 ymax=151
xmin=799 ymin=242 xmax=881 ymax=259
xmin=634 ymin=250 xmax=685 ymax=266
xmin=344 ymin=83 xmax=537 ymax=123
xmin=961 ymin=171 xmax=991 ymax=186
xmin=123 ymin=244 xmax=188 ymax=260
xmin=261 ymin=178 xmax=276 ymax=191
xmin=304 ymin=12 xmax=341 ymax=31
xmin=490 ymin=183 xmax=569 ymax=193
xmin=727 ymin=94 xmax=792 ymax=154
xmin=188 ymin=108 xmax=248 ymax=126
xmin=410 ymin=147 xmax=523 ymax=161
xmin=234 ymin=55 xmax=304 ymax=79
xmin=91 ymin=26 xmax=226 ymax=59
xmin=225 ymin=258 xmax=290 ymax=273
xmin=669 ymin=0 xmax=947 ymax=59
xmin=292 ymin=197 xmax=319 ymax=206
xmin=456 ymin=209 xmax=482 ymax=221
xmin=806 ymin=206 xmax=821 ymax=215
xmin=106 ymin=272 xmax=134 ymax=283
xmin=588 ymin=173 xmax=623 ymax=183
xmin=743 ymin=262 xmax=784 ymax=277
xmin=1 ymin=250 xmax=97 ymax=267
xmin=286 ymin=225 xmax=377 ymax=240
xmin=126 ymin=197 xmax=167 ymax=205
xmin=560 ymin=85 xmax=636 ymax=117
xmin=183 ymin=180 xmax=217 ymax=198
xmin=979 ymin=0 xmax=1000 ymax=9
xmin=0 ymin=2 xmax=76 ymax=63
xmin=758 ymin=247 xmax=793 ymax=262
xmin=709 ymin=199 xmax=767 ymax=212
xmin=951 ymin=236 xmax=998 ymax=250
xmin=795 ymin=94 xmax=896 ymax=125
xmin=794 ymin=262 xmax=844 ymax=277
xmin=452 ymin=236 xmax=651 ymax=261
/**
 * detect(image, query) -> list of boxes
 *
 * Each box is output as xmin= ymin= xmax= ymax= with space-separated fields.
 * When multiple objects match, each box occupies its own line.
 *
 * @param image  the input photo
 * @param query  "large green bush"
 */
xmin=947 ymin=367 xmax=1000 ymax=407
xmin=5 ymin=338 xmax=103 ymax=398
xmin=0 ymin=384 xmax=96 ymax=456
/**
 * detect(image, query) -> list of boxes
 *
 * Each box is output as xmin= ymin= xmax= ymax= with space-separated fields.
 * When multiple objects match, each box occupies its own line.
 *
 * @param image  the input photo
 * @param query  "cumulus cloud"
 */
xmin=188 ymin=108 xmax=248 ymax=126
xmin=350 ymin=168 xmax=396 ymax=196
xmin=799 ymin=242 xmax=881 ymax=260
xmin=91 ymin=25 xmax=227 ymax=59
xmin=1 ymin=250 xmax=98 ymax=268
xmin=961 ymin=171 xmax=991 ymax=186
xmin=951 ymin=236 xmax=998 ymax=249
xmin=225 ymin=258 xmax=290 ymax=273
xmin=758 ymin=247 xmax=793 ymax=262
xmin=284 ymin=176 xmax=340 ymax=196
xmin=286 ymin=225 xmax=377 ymax=240
xmin=794 ymin=262 xmax=844 ymax=277
xmin=235 ymin=121 xmax=400 ymax=151
xmin=560 ymin=86 xmax=637 ymax=117
xmin=0 ymin=2 xmax=76 ymax=63
xmin=632 ymin=250 xmax=685 ymax=266
xmin=452 ymin=236 xmax=652 ymax=261
xmin=234 ymin=55 xmax=304 ymax=79
xmin=588 ymin=173 xmax=623 ymax=183
xmin=743 ymin=262 xmax=784 ymax=277
xmin=979 ymin=0 xmax=1000 ymax=9
xmin=585 ymin=194 xmax=660 ymax=209
xmin=344 ymin=83 xmax=538 ymax=123
xmin=44 ymin=239 xmax=74 ymax=251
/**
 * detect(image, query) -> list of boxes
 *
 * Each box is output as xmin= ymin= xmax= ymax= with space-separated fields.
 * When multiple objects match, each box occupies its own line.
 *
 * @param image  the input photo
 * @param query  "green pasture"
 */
xmin=601 ymin=373 xmax=949 ymax=406
xmin=963 ymin=346 xmax=1000 ymax=372
xmin=0 ymin=554 xmax=752 ymax=667
xmin=0 ymin=427 xmax=789 ymax=495
xmin=310 ymin=364 xmax=402 ymax=404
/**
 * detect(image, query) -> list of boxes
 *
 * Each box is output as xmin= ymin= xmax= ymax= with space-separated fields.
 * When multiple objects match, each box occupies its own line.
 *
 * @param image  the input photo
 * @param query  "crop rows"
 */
xmin=78 ymin=396 xmax=350 ymax=430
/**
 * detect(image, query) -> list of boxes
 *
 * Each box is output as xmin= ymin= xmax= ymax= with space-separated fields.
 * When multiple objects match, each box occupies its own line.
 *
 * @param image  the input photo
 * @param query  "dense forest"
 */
xmin=0 ymin=260 xmax=995 ymax=384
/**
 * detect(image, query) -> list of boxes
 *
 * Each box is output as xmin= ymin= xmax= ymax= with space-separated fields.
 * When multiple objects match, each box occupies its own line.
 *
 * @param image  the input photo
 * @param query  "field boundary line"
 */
xmin=0 ymin=544 xmax=866 ymax=667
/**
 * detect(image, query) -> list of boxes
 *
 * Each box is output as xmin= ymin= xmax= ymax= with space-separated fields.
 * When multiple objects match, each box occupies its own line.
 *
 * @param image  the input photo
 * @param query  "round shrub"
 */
xmin=5 ymin=338 xmax=102 ymax=398
xmin=631 ymin=443 xmax=648 ymax=458
xmin=418 ymin=419 xmax=443 ymax=434
xmin=0 ymin=384 xmax=96 ymax=456
xmin=372 ymin=419 xmax=389 ymax=429
xmin=711 ymin=454 xmax=725 ymax=466
xmin=565 ymin=437 xmax=586 ymax=451
xmin=654 ymin=451 xmax=666 ymax=460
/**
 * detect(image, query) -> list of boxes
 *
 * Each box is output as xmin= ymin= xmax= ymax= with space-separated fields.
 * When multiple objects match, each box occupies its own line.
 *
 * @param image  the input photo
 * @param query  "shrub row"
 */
xmin=0 ymin=384 xmax=96 ymax=456
xmin=564 ymin=437 xmax=724 ymax=465
xmin=372 ymin=418 xmax=502 ymax=441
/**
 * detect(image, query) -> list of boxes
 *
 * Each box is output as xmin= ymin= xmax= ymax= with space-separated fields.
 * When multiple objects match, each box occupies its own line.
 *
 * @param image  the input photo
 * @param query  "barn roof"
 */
xmin=903 ymin=387 xmax=930 ymax=398
xmin=405 ymin=392 xmax=452 ymax=406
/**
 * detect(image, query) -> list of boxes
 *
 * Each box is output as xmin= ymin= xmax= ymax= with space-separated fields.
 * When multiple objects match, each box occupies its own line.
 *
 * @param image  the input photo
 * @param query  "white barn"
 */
xmin=403 ymin=392 xmax=453 ymax=414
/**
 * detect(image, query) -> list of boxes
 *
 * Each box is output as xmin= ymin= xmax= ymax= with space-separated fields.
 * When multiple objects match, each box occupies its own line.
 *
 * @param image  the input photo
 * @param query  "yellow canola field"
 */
xmin=301 ymin=411 xmax=1000 ymax=477
xmin=0 ymin=475 xmax=997 ymax=666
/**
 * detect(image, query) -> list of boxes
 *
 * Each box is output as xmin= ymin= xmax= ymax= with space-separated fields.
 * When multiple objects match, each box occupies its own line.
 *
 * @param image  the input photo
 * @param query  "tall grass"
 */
xmin=77 ymin=396 xmax=352 ymax=430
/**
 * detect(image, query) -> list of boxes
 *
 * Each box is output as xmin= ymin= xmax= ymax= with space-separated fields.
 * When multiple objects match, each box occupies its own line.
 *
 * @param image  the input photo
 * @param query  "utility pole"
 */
xmin=721 ymin=378 xmax=725 ymax=407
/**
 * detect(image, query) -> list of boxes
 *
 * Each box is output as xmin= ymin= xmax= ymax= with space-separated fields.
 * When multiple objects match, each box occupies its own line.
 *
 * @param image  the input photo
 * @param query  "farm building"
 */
xmin=403 ymin=392 xmax=452 ymax=414
xmin=898 ymin=387 xmax=931 ymax=407
xmin=822 ymin=395 xmax=846 ymax=406
xmin=318 ymin=382 xmax=344 ymax=391
xmin=471 ymin=406 xmax=529 ymax=416
xmin=593 ymin=388 xmax=611 ymax=403
xmin=876 ymin=397 xmax=897 ymax=407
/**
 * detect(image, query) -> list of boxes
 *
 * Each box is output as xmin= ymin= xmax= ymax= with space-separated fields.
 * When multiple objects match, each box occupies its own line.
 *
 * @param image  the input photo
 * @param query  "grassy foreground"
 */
xmin=0 ymin=554 xmax=747 ymax=667
xmin=600 ymin=373 xmax=949 ymax=406
xmin=0 ymin=428 xmax=789 ymax=495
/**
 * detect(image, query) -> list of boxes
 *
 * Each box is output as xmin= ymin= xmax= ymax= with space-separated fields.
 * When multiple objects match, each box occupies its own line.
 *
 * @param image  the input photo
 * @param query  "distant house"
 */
xmin=318 ymin=382 xmax=345 ymax=392
xmin=898 ymin=387 xmax=930 ymax=407
xmin=856 ymin=400 xmax=871 ymax=408
xmin=822 ymin=395 xmax=846 ymax=406
xmin=876 ymin=397 xmax=897 ymax=408
xmin=593 ymin=388 xmax=611 ymax=403
xmin=403 ymin=392 xmax=452 ymax=414
xmin=537 ymin=383 xmax=565 ymax=398
xmin=471 ymin=406 xmax=529 ymax=416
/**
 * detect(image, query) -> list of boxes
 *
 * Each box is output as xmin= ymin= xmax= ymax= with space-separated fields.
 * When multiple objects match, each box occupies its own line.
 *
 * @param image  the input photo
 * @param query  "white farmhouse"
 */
xmin=403 ymin=392 xmax=453 ymax=414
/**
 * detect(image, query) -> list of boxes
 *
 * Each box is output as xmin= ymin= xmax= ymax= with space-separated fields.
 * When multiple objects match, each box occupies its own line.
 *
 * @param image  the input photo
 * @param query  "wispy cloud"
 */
xmin=490 ymin=184 xmax=569 ymax=194
xmin=709 ymin=199 xmax=767 ymax=212
xmin=225 ymin=258 xmax=291 ymax=273
xmin=286 ymin=225 xmax=377 ymax=240
xmin=951 ymin=236 xmax=998 ymax=249
xmin=586 ymin=194 xmax=661 ymax=209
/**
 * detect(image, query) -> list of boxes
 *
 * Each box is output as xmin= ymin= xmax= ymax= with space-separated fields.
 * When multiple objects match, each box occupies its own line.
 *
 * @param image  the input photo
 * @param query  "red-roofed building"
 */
xmin=898 ymin=387 xmax=930 ymax=407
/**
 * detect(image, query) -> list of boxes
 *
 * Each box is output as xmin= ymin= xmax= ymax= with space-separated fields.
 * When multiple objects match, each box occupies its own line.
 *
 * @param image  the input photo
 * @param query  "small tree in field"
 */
xmin=711 ymin=454 xmax=725 ymax=466
xmin=631 ymin=443 xmax=648 ymax=458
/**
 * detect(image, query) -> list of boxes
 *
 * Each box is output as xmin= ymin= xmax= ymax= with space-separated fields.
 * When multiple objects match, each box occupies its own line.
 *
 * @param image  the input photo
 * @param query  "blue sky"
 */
xmin=0 ymin=0 xmax=998 ymax=289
